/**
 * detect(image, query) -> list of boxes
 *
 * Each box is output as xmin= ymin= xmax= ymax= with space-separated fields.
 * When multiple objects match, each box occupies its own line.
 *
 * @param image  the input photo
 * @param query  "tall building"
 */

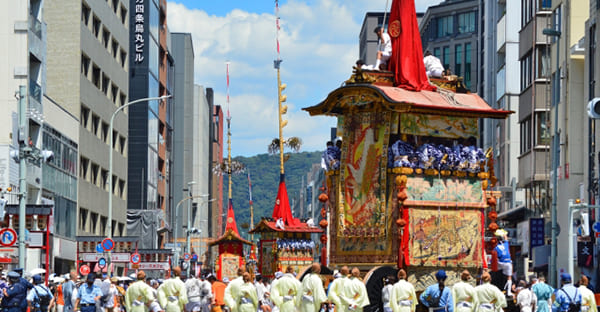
xmin=45 ymin=0 xmax=130 ymax=265
xmin=210 ymin=105 xmax=224 ymax=238
xmin=419 ymin=0 xmax=480 ymax=92
xmin=127 ymin=0 xmax=172 ymax=249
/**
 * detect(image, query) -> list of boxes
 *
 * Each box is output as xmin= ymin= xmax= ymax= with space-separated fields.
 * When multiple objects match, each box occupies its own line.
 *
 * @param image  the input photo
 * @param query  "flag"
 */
xmin=272 ymin=179 xmax=300 ymax=226
xmin=387 ymin=0 xmax=436 ymax=91
xmin=224 ymin=199 xmax=240 ymax=235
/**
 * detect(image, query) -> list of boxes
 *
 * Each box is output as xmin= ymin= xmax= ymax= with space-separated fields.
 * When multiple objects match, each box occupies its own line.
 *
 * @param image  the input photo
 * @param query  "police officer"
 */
xmin=75 ymin=274 xmax=103 ymax=312
xmin=13 ymin=268 xmax=33 ymax=290
xmin=2 ymin=271 xmax=28 ymax=312
xmin=27 ymin=275 xmax=55 ymax=312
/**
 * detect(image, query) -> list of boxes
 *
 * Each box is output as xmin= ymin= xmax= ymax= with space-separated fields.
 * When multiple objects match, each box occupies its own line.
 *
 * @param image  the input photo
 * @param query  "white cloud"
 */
xmin=167 ymin=0 xmax=442 ymax=156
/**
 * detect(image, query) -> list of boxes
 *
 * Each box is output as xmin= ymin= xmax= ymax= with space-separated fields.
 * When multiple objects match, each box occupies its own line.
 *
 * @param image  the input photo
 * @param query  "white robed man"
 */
xmin=271 ymin=266 xmax=302 ymax=312
xmin=579 ymin=276 xmax=597 ymax=312
xmin=452 ymin=270 xmax=476 ymax=312
xmin=297 ymin=263 xmax=327 ymax=312
xmin=339 ymin=267 xmax=370 ymax=312
xmin=238 ymin=273 xmax=259 ymax=312
xmin=389 ymin=269 xmax=417 ymax=312
xmin=124 ymin=271 xmax=155 ymax=312
xmin=473 ymin=272 xmax=507 ymax=312
xmin=516 ymin=280 xmax=537 ymax=312
xmin=270 ymin=271 xmax=284 ymax=312
xmin=327 ymin=266 xmax=349 ymax=311
xmin=157 ymin=266 xmax=189 ymax=312
xmin=224 ymin=267 xmax=247 ymax=312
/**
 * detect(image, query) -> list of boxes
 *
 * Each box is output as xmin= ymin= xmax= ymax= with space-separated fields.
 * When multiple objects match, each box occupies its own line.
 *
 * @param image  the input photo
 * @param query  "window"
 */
xmin=539 ymin=0 xmax=551 ymax=10
xmin=118 ymin=179 xmax=125 ymax=198
xmin=101 ymin=73 xmax=109 ymax=95
xmin=534 ymin=111 xmax=550 ymax=146
xmin=101 ymin=216 xmax=108 ymax=236
xmin=111 ymin=84 xmax=118 ymax=103
xmin=81 ymin=54 xmax=90 ymax=77
xmin=81 ymin=3 xmax=90 ymax=26
xmin=120 ymin=92 xmax=127 ymax=107
xmin=520 ymin=117 xmax=532 ymax=154
xmin=92 ymin=15 xmax=101 ymax=38
xmin=101 ymin=121 xmax=108 ymax=142
xmin=458 ymin=12 xmax=476 ymax=34
xmin=101 ymin=169 xmax=108 ymax=190
xmin=111 ymin=39 xmax=118 ymax=58
xmin=120 ymin=5 xmax=127 ymax=24
xmin=118 ymin=223 xmax=125 ymax=236
xmin=455 ymin=45 xmax=463 ymax=77
xmin=90 ymin=212 xmax=98 ymax=234
xmin=536 ymin=46 xmax=551 ymax=79
xmin=111 ymin=174 xmax=117 ymax=194
xmin=119 ymin=136 xmax=126 ymax=154
xmin=92 ymin=65 xmax=100 ymax=88
xmin=79 ymin=156 xmax=89 ymax=179
xmin=90 ymin=163 xmax=99 ymax=185
xmin=433 ymin=47 xmax=441 ymax=59
xmin=91 ymin=114 xmax=100 ymax=136
xmin=520 ymin=51 xmax=533 ymax=91
xmin=79 ymin=208 xmax=88 ymax=231
xmin=102 ymin=27 xmax=110 ymax=49
xmin=522 ymin=0 xmax=533 ymax=27
xmin=120 ymin=49 xmax=127 ymax=68
xmin=80 ymin=105 xmax=90 ymax=128
xmin=112 ymin=0 xmax=118 ymax=13
xmin=112 ymin=130 xmax=118 ymax=148
xmin=465 ymin=43 xmax=472 ymax=88
xmin=436 ymin=16 xmax=453 ymax=38
xmin=443 ymin=46 xmax=450 ymax=73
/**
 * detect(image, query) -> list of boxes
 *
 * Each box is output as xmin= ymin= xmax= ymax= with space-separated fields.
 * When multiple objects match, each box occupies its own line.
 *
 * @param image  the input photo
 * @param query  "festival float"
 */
xmin=249 ymin=0 xmax=323 ymax=278
xmin=208 ymin=63 xmax=253 ymax=281
xmin=303 ymin=0 xmax=513 ymax=308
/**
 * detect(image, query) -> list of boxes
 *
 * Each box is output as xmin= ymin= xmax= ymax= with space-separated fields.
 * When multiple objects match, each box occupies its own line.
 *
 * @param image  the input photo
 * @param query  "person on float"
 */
xmin=374 ymin=26 xmax=392 ymax=70
xmin=473 ymin=272 xmax=507 ymax=312
xmin=158 ymin=267 xmax=189 ymax=312
xmin=452 ymin=270 xmax=476 ymax=312
xmin=390 ymin=269 xmax=417 ymax=312
xmin=494 ymin=229 xmax=514 ymax=296
xmin=270 ymin=266 xmax=301 ymax=312
xmin=297 ymin=263 xmax=327 ymax=312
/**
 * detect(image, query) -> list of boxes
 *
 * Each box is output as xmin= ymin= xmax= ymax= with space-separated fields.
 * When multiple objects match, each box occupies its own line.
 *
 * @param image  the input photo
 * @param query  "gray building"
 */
xmin=419 ymin=0 xmax=479 ymax=92
xmin=45 ymin=0 xmax=130 ymax=242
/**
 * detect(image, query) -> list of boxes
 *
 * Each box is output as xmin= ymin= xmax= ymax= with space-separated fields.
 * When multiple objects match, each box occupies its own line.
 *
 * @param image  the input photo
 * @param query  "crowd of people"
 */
xmin=0 ymin=264 xmax=596 ymax=312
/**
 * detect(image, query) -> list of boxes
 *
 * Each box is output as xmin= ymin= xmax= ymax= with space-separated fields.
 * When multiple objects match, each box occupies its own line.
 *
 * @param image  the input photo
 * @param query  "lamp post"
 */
xmin=172 ymin=195 xmax=209 ymax=268
xmin=107 ymin=94 xmax=171 ymax=274
xmin=188 ymin=202 xmax=213 ymax=274
xmin=543 ymin=27 xmax=561 ymax=287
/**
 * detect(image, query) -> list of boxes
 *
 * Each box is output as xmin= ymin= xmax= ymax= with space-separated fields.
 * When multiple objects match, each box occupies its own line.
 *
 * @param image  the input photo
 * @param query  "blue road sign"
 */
xmin=0 ymin=228 xmax=17 ymax=247
xmin=593 ymin=222 xmax=600 ymax=233
xmin=98 ymin=257 xmax=107 ymax=268
xmin=102 ymin=238 xmax=114 ymax=252
xmin=96 ymin=243 xmax=104 ymax=253
xmin=191 ymin=254 xmax=198 ymax=262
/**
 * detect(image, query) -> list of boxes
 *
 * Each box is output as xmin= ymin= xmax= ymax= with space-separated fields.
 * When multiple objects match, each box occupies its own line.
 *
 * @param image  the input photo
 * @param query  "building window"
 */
xmin=111 ymin=84 xmax=118 ymax=104
xmin=536 ymin=46 xmax=551 ymax=79
xmin=119 ymin=92 xmax=127 ymax=107
xmin=91 ymin=114 xmax=100 ymax=136
xmin=100 ymin=216 xmax=107 ymax=236
xmin=455 ymin=45 xmax=463 ymax=77
xmin=534 ymin=111 xmax=551 ymax=146
xmin=539 ymin=0 xmax=552 ymax=9
xmin=90 ymin=212 xmax=98 ymax=234
xmin=111 ymin=0 xmax=118 ymax=13
xmin=102 ymin=27 xmax=110 ymax=49
xmin=120 ymin=5 xmax=127 ymax=25
xmin=81 ymin=3 xmax=90 ymax=26
xmin=118 ymin=223 xmax=125 ymax=236
xmin=101 ymin=169 xmax=108 ymax=190
xmin=81 ymin=54 xmax=90 ymax=77
xmin=458 ymin=12 xmax=476 ymax=34
xmin=120 ymin=49 xmax=127 ymax=68
xmin=520 ymin=52 xmax=533 ymax=91
xmin=433 ymin=47 xmax=441 ymax=59
xmin=111 ymin=39 xmax=118 ymax=58
xmin=465 ymin=43 xmax=472 ymax=88
xmin=118 ymin=179 xmax=125 ymax=199
xmin=436 ymin=16 xmax=453 ymax=38
xmin=119 ymin=136 xmax=126 ymax=155
xmin=101 ymin=122 xmax=109 ymax=143
xmin=79 ymin=208 xmax=88 ymax=232
xmin=443 ymin=46 xmax=450 ymax=73
xmin=80 ymin=105 xmax=90 ymax=128
xmin=79 ymin=156 xmax=89 ymax=180
xmin=92 ymin=15 xmax=101 ymax=38
xmin=90 ymin=163 xmax=99 ymax=185
xmin=520 ymin=117 xmax=532 ymax=154
xmin=92 ymin=65 xmax=101 ymax=88
xmin=101 ymin=73 xmax=109 ymax=95
xmin=522 ymin=0 xmax=534 ymax=27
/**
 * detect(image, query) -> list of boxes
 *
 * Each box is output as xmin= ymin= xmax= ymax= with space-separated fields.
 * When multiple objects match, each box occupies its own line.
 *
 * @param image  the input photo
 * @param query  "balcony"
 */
xmin=497 ymin=14 xmax=506 ymax=53
xmin=28 ymin=80 xmax=43 ymax=122
xmin=29 ymin=16 xmax=42 ymax=38
xmin=28 ymin=15 xmax=45 ymax=60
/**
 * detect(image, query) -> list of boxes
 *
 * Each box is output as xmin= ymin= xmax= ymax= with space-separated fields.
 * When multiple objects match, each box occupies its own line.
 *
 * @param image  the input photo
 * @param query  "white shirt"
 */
xmin=379 ymin=33 xmax=392 ymax=57
xmin=424 ymin=55 xmax=444 ymax=72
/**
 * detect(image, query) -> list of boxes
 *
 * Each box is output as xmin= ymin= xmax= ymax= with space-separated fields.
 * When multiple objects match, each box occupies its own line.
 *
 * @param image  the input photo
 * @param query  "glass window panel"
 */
xmin=149 ymin=39 xmax=158 ymax=78
xmin=149 ymin=2 xmax=159 ymax=42
xmin=148 ymin=111 xmax=158 ymax=150
xmin=148 ymin=74 xmax=159 ymax=113
xmin=455 ymin=45 xmax=463 ymax=77
xmin=465 ymin=43 xmax=472 ymax=88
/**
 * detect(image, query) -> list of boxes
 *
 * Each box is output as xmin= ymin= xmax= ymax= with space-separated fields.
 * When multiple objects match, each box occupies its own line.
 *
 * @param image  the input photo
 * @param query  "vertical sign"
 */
xmin=530 ymin=218 xmax=545 ymax=251
xmin=134 ymin=0 xmax=145 ymax=63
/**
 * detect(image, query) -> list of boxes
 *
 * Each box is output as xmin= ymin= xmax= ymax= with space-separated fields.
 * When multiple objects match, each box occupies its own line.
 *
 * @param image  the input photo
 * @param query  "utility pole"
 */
xmin=17 ymin=86 xmax=27 ymax=269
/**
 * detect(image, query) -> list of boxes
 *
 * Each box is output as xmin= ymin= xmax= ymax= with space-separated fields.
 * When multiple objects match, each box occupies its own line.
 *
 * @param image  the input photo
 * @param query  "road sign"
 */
xmin=0 ymin=228 xmax=17 ymax=247
xmin=101 ymin=238 xmax=115 ymax=252
xmin=130 ymin=253 xmax=141 ymax=265
xmin=96 ymin=243 xmax=103 ymax=253
xmin=183 ymin=253 xmax=191 ymax=261
xmin=98 ymin=257 xmax=107 ymax=269
xmin=191 ymin=254 xmax=198 ymax=262
xmin=593 ymin=222 xmax=600 ymax=233
xmin=181 ymin=261 xmax=189 ymax=270
xmin=80 ymin=264 xmax=90 ymax=275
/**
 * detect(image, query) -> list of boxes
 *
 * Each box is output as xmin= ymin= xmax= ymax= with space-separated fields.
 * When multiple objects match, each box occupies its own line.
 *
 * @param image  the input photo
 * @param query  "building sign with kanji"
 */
xmin=530 ymin=218 xmax=545 ymax=250
xmin=133 ymin=0 xmax=145 ymax=63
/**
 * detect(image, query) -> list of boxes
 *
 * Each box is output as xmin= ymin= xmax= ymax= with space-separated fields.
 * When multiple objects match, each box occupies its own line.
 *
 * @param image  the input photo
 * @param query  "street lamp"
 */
xmin=543 ymin=27 xmax=561 ymax=287
xmin=107 ymin=94 xmax=171 ymax=273
xmin=172 ymin=194 xmax=209 ymax=267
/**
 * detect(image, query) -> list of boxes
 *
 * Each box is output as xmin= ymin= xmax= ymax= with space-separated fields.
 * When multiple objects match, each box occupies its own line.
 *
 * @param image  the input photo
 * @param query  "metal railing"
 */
xmin=29 ymin=15 xmax=42 ymax=38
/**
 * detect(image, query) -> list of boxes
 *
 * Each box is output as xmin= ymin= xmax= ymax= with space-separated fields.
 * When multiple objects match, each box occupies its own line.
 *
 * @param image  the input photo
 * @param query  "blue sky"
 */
xmin=166 ymin=0 xmax=443 ymax=157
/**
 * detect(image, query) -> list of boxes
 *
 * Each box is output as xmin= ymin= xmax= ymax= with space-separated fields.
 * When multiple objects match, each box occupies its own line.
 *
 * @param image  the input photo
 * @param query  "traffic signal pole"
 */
xmin=18 ymin=85 xmax=27 ymax=269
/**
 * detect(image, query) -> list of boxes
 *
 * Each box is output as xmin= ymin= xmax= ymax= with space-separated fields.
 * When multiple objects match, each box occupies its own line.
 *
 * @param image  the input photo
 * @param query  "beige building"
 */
xmin=45 ymin=0 xmax=129 ymax=240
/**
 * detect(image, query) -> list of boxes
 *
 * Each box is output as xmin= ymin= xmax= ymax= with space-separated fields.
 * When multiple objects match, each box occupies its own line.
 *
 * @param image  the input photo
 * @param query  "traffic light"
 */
xmin=588 ymin=98 xmax=600 ymax=118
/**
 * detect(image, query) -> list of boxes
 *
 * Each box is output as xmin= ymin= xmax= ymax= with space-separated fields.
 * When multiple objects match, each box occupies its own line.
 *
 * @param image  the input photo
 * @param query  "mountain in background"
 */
xmin=222 ymin=151 xmax=323 ymax=239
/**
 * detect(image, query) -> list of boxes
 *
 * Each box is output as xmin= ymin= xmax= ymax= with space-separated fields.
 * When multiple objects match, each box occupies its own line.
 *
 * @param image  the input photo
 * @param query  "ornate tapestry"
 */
xmin=339 ymin=112 xmax=390 ymax=238
xmin=400 ymin=113 xmax=479 ymax=139
xmin=407 ymin=207 xmax=483 ymax=267
xmin=404 ymin=176 xmax=485 ymax=208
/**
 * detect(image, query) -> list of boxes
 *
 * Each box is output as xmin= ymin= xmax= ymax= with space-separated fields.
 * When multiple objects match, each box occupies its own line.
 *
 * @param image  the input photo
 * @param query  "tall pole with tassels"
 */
xmin=275 ymin=0 xmax=287 ymax=177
